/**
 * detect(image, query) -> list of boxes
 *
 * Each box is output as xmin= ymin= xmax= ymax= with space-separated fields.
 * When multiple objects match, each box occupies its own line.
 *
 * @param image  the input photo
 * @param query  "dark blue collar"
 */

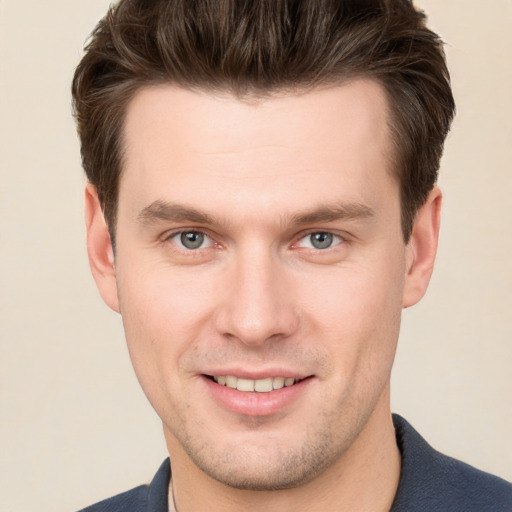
xmin=390 ymin=413 xmax=512 ymax=511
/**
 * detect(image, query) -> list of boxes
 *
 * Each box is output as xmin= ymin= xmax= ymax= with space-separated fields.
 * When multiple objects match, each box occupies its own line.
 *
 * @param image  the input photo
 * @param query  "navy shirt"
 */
xmin=78 ymin=415 xmax=512 ymax=511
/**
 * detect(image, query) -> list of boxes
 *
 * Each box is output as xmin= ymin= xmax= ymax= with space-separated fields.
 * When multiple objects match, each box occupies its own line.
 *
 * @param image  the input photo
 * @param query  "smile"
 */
xmin=211 ymin=376 xmax=300 ymax=392
xmin=203 ymin=373 xmax=313 ymax=416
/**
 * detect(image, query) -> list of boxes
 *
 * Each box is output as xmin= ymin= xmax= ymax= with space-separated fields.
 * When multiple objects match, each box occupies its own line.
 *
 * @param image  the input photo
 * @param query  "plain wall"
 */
xmin=1 ymin=1 xmax=510 ymax=510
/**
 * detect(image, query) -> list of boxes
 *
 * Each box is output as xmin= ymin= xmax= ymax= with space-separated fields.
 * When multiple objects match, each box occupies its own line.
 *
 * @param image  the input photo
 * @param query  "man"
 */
xmin=72 ymin=0 xmax=512 ymax=510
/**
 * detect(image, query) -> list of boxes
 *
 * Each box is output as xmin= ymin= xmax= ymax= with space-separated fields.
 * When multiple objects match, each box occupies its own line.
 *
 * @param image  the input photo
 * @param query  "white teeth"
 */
xmin=226 ymin=376 xmax=238 ymax=389
xmin=237 ymin=378 xmax=255 ymax=392
xmin=272 ymin=377 xmax=285 ymax=390
xmin=254 ymin=378 xmax=273 ymax=392
xmin=213 ymin=375 xmax=297 ymax=392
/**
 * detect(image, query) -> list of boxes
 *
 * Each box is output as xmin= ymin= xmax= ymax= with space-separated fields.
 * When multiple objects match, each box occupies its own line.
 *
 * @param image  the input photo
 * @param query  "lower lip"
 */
xmin=202 ymin=376 xmax=313 ymax=417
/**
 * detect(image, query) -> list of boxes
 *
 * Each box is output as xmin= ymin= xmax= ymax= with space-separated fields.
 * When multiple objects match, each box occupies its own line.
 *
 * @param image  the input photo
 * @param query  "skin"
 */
xmin=86 ymin=80 xmax=441 ymax=511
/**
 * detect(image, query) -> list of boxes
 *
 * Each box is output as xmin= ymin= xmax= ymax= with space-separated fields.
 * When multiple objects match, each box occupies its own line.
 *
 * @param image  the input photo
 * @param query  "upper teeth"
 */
xmin=213 ymin=376 xmax=297 ymax=392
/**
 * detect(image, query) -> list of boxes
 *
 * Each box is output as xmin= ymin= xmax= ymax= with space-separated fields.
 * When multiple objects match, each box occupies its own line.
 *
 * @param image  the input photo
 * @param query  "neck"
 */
xmin=167 ymin=393 xmax=400 ymax=512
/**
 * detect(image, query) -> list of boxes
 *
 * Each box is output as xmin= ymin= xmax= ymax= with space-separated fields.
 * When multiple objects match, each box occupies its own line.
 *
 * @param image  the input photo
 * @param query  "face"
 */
xmin=89 ymin=81 xmax=435 ymax=490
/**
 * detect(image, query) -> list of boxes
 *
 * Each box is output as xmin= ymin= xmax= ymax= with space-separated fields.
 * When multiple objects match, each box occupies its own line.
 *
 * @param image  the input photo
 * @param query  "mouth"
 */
xmin=206 ymin=375 xmax=303 ymax=393
xmin=202 ymin=373 xmax=314 ymax=416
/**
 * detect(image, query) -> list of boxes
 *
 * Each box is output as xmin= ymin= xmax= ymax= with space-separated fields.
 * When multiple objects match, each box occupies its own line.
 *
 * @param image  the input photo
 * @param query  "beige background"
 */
xmin=1 ymin=1 xmax=511 ymax=510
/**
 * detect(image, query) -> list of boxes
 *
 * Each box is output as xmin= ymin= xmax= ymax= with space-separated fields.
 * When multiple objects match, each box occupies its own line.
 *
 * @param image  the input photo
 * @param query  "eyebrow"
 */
xmin=290 ymin=203 xmax=375 ymax=225
xmin=137 ymin=200 xmax=375 ymax=227
xmin=137 ymin=200 xmax=215 ymax=225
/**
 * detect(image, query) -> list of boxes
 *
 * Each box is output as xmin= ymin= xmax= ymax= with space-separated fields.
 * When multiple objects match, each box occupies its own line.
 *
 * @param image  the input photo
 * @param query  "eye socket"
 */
xmin=297 ymin=232 xmax=342 ymax=250
xmin=170 ymin=231 xmax=212 ymax=250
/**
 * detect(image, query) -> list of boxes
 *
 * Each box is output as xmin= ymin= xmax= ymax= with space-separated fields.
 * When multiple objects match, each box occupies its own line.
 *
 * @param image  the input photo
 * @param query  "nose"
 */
xmin=214 ymin=248 xmax=300 ymax=347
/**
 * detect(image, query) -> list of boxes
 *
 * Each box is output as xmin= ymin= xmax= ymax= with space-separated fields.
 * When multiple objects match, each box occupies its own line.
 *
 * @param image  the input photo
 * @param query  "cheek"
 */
xmin=114 ymin=261 xmax=221 ymax=389
xmin=118 ymin=258 xmax=219 ymax=330
xmin=297 ymin=256 xmax=405 ymax=372
xmin=301 ymin=262 xmax=403 ymax=326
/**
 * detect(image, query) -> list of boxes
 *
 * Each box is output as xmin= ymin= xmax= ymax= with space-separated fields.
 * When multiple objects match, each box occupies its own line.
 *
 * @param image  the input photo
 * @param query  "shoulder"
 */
xmin=76 ymin=459 xmax=170 ymax=512
xmin=392 ymin=414 xmax=512 ymax=512
xmin=78 ymin=485 xmax=149 ymax=512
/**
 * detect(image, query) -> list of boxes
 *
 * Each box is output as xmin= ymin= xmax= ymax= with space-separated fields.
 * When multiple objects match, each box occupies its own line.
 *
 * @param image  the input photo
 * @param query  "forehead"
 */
xmin=123 ymin=80 xmax=391 ymax=156
xmin=120 ymin=80 xmax=396 ymax=222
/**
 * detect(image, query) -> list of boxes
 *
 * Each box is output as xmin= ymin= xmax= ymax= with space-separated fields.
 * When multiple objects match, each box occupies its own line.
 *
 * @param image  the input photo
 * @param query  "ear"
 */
xmin=402 ymin=187 xmax=442 ymax=308
xmin=84 ymin=183 xmax=120 ymax=312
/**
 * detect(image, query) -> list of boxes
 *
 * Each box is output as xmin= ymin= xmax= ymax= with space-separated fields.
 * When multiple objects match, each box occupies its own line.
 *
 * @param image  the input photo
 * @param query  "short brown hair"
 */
xmin=72 ymin=0 xmax=455 ymax=242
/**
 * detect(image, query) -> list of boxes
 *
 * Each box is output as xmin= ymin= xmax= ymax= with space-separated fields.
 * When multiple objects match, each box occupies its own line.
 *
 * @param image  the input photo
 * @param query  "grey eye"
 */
xmin=310 ymin=232 xmax=334 ymax=249
xmin=180 ymin=231 xmax=205 ymax=249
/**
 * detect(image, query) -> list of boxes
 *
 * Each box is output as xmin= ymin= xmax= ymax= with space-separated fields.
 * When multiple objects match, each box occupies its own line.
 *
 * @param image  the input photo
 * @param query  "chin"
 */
xmin=179 ymin=426 xmax=346 ymax=491
xmin=195 ymin=454 xmax=330 ymax=491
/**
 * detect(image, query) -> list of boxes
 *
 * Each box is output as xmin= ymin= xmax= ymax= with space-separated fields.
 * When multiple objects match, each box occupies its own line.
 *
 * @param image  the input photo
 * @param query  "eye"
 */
xmin=297 ymin=232 xmax=342 ymax=250
xmin=170 ymin=231 xmax=212 ymax=250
